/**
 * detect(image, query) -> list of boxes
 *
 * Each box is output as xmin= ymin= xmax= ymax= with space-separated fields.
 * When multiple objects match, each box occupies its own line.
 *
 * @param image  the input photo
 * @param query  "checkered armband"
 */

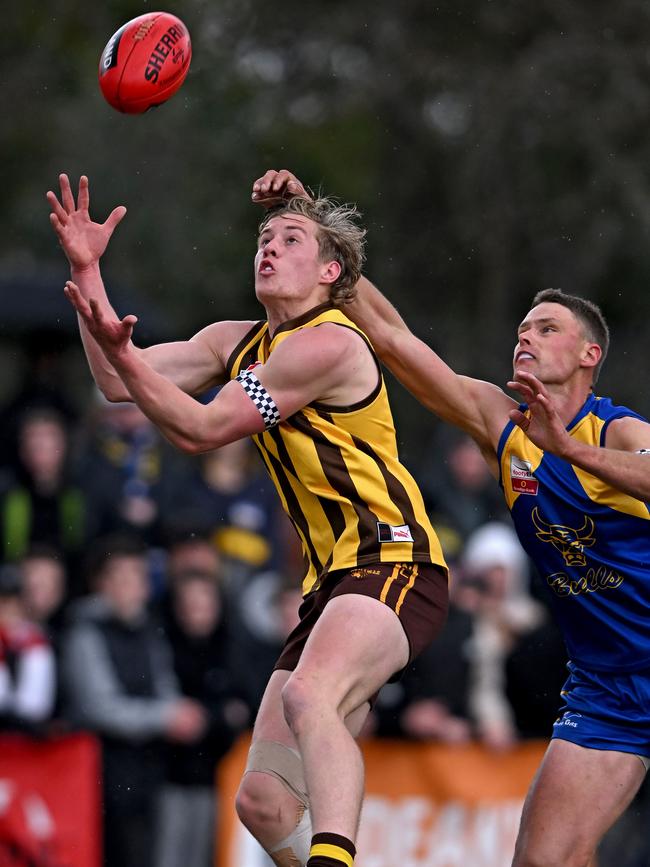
xmin=235 ymin=370 xmax=282 ymax=430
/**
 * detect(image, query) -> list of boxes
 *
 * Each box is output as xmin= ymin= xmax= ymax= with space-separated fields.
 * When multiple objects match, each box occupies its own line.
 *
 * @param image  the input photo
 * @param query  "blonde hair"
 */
xmin=259 ymin=196 xmax=366 ymax=304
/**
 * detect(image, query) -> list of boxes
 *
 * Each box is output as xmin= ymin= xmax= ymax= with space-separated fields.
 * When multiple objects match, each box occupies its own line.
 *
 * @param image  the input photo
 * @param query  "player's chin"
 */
xmin=254 ymin=280 xmax=277 ymax=302
xmin=513 ymin=363 xmax=536 ymax=378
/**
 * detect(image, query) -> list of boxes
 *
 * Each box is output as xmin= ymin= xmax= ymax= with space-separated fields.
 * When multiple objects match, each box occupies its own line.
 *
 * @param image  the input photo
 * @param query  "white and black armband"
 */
xmin=235 ymin=370 xmax=281 ymax=430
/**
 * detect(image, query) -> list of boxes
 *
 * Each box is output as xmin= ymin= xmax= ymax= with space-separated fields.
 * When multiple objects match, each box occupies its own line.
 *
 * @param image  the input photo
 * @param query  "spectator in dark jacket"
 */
xmin=61 ymin=535 xmax=206 ymax=867
xmin=156 ymin=570 xmax=249 ymax=867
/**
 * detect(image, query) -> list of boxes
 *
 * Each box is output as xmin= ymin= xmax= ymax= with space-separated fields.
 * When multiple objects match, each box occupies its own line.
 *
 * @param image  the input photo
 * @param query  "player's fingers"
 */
xmin=534 ymin=393 xmax=553 ymax=414
xmin=59 ymin=174 xmax=75 ymax=212
xmin=509 ymin=409 xmax=530 ymax=431
xmin=510 ymin=373 xmax=536 ymax=394
xmin=47 ymin=192 xmax=68 ymax=224
xmin=122 ymin=314 xmax=138 ymax=328
xmin=271 ymin=169 xmax=292 ymax=192
xmin=507 ymin=378 xmax=530 ymax=395
xmin=251 ymin=192 xmax=282 ymax=207
xmin=104 ymin=206 xmax=127 ymax=232
xmin=49 ymin=212 xmax=65 ymax=235
xmin=78 ymin=175 xmax=90 ymax=211
xmin=252 ymin=170 xmax=274 ymax=192
xmin=256 ymin=169 xmax=279 ymax=195
xmin=286 ymin=178 xmax=308 ymax=197
xmin=517 ymin=370 xmax=546 ymax=394
xmin=88 ymin=297 xmax=105 ymax=324
xmin=64 ymin=282 xmax=92 ymax=317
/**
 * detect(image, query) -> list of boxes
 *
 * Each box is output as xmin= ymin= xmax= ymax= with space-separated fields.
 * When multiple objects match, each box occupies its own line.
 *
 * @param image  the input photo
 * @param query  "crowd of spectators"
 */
xmin=0 ymin=357 xmax=605 ymax=867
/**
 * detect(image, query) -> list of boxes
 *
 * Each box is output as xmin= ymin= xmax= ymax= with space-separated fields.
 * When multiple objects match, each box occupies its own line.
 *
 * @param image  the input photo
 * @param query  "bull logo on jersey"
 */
xmin=531 ymin=508 xmax=596 ymax=567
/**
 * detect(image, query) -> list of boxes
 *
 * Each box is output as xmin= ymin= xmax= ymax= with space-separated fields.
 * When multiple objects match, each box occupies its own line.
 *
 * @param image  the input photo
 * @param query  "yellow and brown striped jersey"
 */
xmin=226 ymin=302 xmax=447 ymax=596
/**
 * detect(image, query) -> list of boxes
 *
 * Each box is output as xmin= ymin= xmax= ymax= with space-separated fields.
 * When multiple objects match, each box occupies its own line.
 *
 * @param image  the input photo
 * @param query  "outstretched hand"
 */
xmin=506 ymin=370 xmax=572 ymax=457
xmin=64 ymin=281 xmax=137 ymax=363
xmin=251 ymin=169 xmax=312 ymax=209
xmin=47 ymin=174 xmax=126 ymax=271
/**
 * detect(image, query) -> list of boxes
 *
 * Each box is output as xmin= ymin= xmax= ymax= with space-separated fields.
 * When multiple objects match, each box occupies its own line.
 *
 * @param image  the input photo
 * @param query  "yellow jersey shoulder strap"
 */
xmin=268 ymin=303 xmax=382 ymax=413
xmin=269 ymin=302 xmax=373 ymax=352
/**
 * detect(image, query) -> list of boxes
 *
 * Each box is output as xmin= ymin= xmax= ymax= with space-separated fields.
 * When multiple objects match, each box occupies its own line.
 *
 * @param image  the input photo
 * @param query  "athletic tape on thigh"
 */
xmin=235 ymin=370 xmax=281 ymax=429
xmin=245 ymin=740 xmax=309 ymax=806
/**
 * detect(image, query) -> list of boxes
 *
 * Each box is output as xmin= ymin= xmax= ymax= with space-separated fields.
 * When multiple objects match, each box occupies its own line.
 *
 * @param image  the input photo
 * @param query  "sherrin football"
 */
xmin=98 ymin=12 xmax=192 ymax=114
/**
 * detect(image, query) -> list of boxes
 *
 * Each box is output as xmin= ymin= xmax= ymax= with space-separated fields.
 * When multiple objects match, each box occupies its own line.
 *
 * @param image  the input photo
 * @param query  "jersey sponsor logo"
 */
xmin=532 ymin=508 xmax=595 ymax=567
xmin=377 ymin=523 xmax=414 ymax=543
xmin=510 ymin=456 xmax=539 ymax=495
xmin=242 ymin=361 xmax=262 ymax=374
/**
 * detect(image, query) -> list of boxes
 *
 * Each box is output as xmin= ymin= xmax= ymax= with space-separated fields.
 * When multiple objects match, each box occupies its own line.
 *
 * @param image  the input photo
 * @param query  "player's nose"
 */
xmin=518 ymin=329 xmax=532 ymax=346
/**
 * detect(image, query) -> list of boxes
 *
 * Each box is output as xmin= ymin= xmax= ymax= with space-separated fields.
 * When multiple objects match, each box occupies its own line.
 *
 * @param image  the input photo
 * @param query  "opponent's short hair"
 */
xmin=259 ymin=195 xmax=366 ymax=305
xmin=531 ymin=288 xmax=610 ymax=383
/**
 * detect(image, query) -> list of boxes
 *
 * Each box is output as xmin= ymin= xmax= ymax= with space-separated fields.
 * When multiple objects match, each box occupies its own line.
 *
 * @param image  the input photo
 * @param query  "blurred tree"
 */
xmin=1 ymin=0 xmax=649 ymax=450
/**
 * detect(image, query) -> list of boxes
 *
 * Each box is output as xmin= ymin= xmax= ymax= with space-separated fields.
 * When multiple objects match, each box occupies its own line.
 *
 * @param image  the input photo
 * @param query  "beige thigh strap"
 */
xmin=245 ymin=740 xmax=309 ymax=806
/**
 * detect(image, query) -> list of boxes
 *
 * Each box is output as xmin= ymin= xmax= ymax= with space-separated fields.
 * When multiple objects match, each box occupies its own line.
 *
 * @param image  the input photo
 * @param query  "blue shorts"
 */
xmin=552 ymin=661 xmax=650 ymax=762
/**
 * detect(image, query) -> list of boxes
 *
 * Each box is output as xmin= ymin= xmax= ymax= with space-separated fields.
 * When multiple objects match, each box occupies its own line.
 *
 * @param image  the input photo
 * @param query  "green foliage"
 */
xmin=1 ymin=0 xmax=650 ymax=430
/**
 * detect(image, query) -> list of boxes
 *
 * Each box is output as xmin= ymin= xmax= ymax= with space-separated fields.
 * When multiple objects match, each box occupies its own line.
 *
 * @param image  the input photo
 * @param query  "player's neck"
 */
xmin=265 ymin=291 xmax=331 ymax=336
xmin=545 ymin=378 xmax=595 ymax=426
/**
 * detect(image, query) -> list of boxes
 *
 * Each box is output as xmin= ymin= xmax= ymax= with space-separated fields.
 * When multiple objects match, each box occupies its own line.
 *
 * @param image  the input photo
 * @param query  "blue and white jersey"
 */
xmin=497 ymin=393 xmax=650 ymax=673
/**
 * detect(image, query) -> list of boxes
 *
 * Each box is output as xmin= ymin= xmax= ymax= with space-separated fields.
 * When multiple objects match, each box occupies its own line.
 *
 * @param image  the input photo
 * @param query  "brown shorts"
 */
xmin=274 ymin=562 xmax=448 ymax=682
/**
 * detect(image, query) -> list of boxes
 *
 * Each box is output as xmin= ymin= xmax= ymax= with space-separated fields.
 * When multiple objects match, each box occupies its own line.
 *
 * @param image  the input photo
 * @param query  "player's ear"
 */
xmin=581 ymin=342 xmax=602 ymax=370
xmin=320 ymin=260 xmax=342 ymax=285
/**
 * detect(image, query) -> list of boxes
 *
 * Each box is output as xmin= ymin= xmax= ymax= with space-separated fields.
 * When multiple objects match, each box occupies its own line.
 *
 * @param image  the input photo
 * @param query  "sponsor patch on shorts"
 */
xmin=377 ymin=522 xmax=414 ymax=543
xmin=554 ymin=711 xmax=583 ymax=730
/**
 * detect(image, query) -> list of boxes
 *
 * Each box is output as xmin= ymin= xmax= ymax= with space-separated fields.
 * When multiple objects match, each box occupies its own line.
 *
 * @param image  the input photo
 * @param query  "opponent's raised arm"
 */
xmin=347 ymin=277 xmax=514 ymax=454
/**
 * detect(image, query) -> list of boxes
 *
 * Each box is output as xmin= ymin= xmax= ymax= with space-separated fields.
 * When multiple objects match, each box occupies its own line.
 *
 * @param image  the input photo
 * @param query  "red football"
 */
xmin=98 ymin=12 xmax=192 ymax=114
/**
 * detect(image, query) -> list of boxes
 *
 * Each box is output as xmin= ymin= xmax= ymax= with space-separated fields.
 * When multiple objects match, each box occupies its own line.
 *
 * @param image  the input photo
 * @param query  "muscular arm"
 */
xmin=507 ymin=370 xmax=650 ymax=501
xmin=248 ymin=169 xmax=514 ymax=463
xmin=67 ymin=269 xmax=243 ymax=401
xmin=347 ymin=276 xmax=516 ymax=462
xmin=566 ymin=416 xmax=650 ymax=502
xmin=68 ymin=294 xmax=368 ymax=454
